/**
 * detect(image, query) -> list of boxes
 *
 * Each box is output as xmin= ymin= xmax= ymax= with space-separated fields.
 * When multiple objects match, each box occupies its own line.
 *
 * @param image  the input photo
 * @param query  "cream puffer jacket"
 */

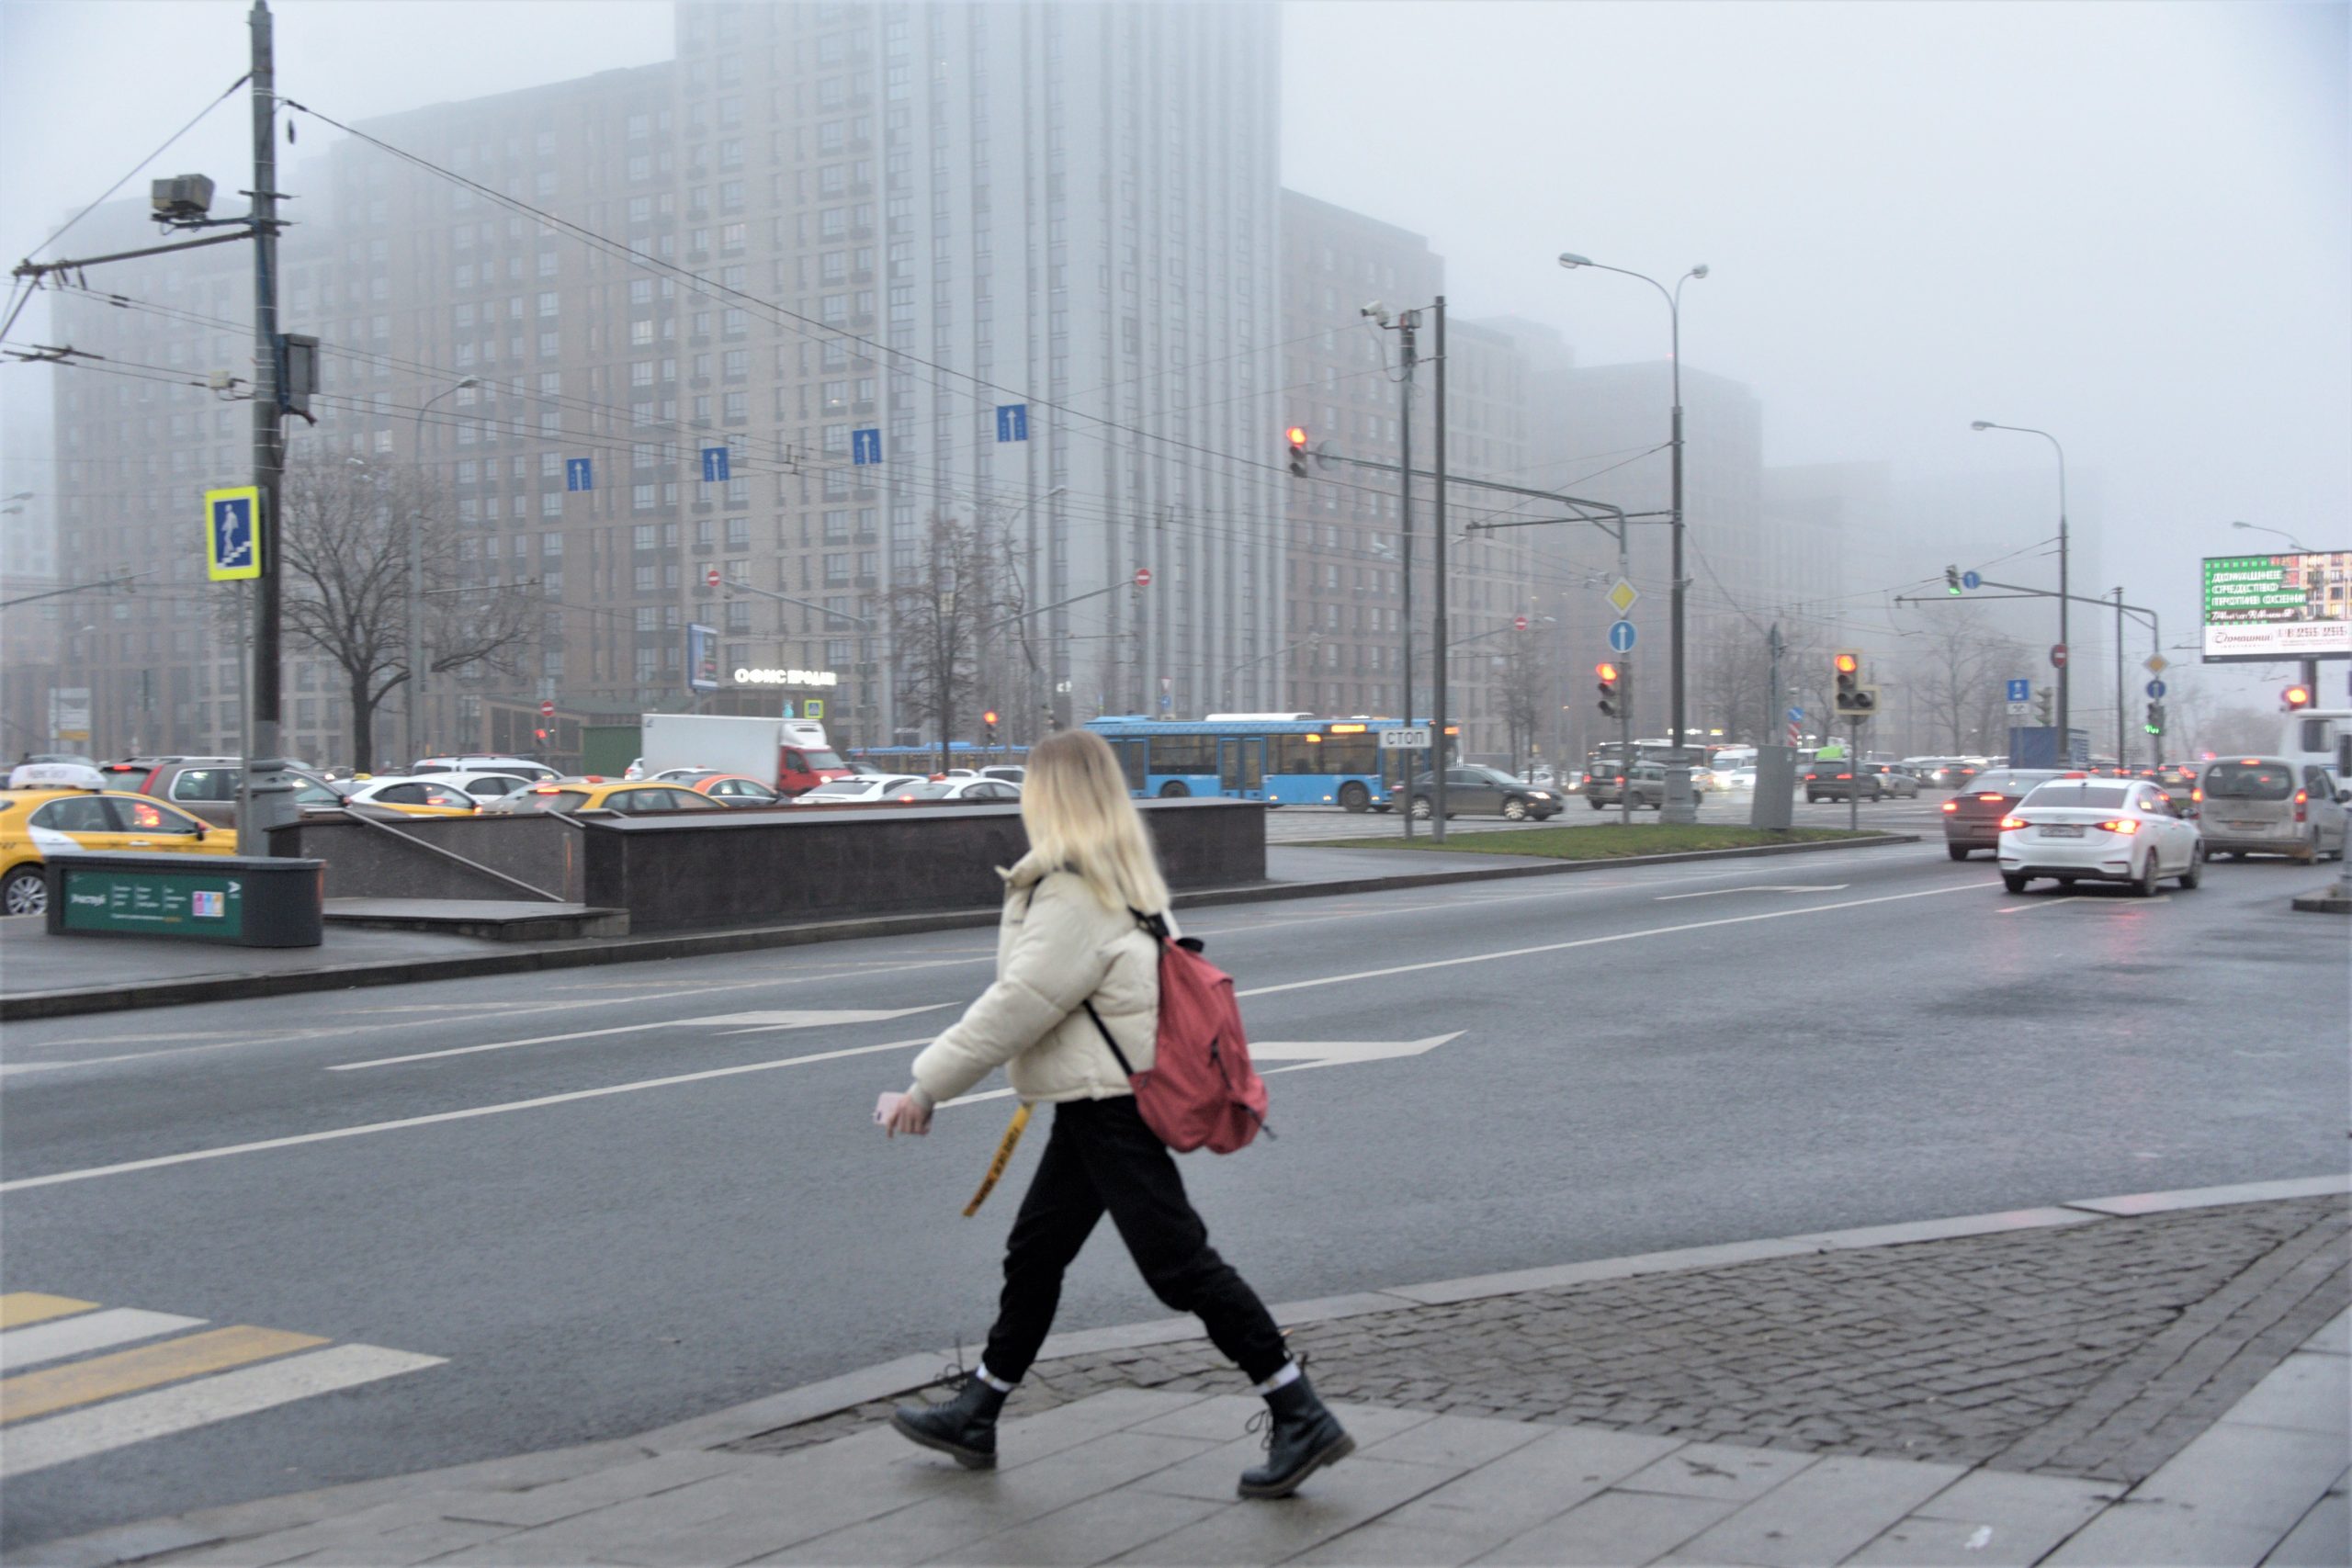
xmin=908 ymin=854 xmax=1165 ymax=1107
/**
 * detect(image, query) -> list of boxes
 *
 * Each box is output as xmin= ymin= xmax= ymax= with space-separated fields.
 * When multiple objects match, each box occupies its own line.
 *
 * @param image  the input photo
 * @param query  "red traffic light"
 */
xmin=1833 ymin=652 xmax=1860 ymax=675
xmin=2285 ymin=683 xmax=2312 ymax=709
xmin=982 ymin=710 xmax=1000 ymax=727
xmin=1596 ymin=661 xmax=1619 ymax=682
xmin=1285 ymin=425 xmax=1307 ymax=449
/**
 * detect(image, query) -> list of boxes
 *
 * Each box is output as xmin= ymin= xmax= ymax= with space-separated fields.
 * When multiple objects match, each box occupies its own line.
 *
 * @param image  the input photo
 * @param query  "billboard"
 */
xmin=685 ymin=624 xmax=720 ymax=694
xmin=2200 ymin=552 xmax=2352 ymax=662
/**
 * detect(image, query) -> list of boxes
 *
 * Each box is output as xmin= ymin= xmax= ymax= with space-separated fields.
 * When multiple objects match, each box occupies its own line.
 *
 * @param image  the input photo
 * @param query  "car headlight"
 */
xmin=1530 ymin=792 xmax=1552 ymax=800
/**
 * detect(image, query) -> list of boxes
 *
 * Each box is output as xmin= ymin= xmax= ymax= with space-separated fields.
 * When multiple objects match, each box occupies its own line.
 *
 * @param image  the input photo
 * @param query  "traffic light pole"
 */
xmin=1849 ymin=718 xmax=1862 ymax=833
xmin=1396 ymin=310 xmax=1418 ymax=841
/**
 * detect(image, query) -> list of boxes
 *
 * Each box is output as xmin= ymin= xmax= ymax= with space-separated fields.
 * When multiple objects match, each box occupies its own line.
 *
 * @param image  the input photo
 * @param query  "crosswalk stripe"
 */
xmin=0 ymin=1293 xmax=96 ymax=1330
xmin=1 ymin=1325 xmax=326 ymax=1425
xmin=0 ymin=1309 xmax=207 ymax=1373
xmin=0 ymin=1343 xmax=447 ymax=1479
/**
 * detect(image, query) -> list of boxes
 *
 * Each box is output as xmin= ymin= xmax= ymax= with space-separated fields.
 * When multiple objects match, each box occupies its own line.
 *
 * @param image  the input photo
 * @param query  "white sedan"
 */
xmin=787 ymin=775 xmax=926 ymax=806
xmin=1997 ymin=776 xmax=2202 ymax=896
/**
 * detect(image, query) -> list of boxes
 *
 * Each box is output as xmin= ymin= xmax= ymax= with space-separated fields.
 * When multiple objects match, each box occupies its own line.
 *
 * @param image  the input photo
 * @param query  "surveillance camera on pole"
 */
xmin=150 ymin=174 xmax=216 ymax=225
xmin=1360 ymin=301 xmax=1390 ymax=326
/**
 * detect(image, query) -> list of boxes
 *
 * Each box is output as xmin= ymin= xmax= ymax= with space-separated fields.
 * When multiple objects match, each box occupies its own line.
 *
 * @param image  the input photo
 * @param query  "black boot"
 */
xmin=1237 ymin=1371 xmax=1354 ymax=1499
xmin=890 ymin=1373 xmax=1009 ymax=1470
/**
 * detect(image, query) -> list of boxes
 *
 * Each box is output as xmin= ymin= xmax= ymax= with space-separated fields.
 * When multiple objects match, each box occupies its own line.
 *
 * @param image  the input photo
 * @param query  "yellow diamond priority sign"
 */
xmin=1607 ymin=578 xmax=1639 ymax=616
xmin=2143 ymin=653 xmax=2168 ymax=676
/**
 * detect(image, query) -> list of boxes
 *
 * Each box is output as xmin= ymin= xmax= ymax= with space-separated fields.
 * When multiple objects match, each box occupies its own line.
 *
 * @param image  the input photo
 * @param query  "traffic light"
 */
xmin=1945 ymin=565 xmax=1962 ymax=595
xmin=1596 ymin=661 xmax=1622 ymax=718
xmin=1831 ymin=650 xmax=1879 ymax=719
xmin=982 ymin=708 xmax=1000 ymax=745
xmin=2034 ymin=686 xmax=2054 ymax=726
xmin=2144 ymin=702 xmax=2165 ymax=736
xmin=2284 ymin=683 xmax=2313 ymax=710
xmin=1284 ymin=425 xmax=1308 ymax=479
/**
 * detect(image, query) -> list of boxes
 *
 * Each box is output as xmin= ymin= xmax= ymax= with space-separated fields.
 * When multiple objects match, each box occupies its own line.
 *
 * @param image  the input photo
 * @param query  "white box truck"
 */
xmin=638 ymin=714 xmax=851 ymax=795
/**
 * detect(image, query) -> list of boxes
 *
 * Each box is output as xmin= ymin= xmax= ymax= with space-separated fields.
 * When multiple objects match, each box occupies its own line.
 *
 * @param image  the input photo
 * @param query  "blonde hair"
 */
xmin=1018 ymin=729 xmax=1171 ymax=915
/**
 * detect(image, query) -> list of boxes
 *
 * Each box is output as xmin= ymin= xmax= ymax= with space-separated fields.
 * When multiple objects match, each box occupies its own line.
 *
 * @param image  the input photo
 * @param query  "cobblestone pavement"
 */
xmin=732 ymin=1195 xmax=2348 ymax=1489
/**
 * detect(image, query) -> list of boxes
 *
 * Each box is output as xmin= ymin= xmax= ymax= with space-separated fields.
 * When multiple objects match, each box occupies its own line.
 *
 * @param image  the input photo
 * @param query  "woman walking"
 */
xmin=877 ymin=729 xmax=1352 ymax=1499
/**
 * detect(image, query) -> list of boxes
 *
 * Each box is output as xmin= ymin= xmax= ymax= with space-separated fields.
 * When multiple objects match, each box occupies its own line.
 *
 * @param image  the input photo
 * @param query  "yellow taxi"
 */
xmin=1 ymin=787 xmax=240 ymax=917
xmin=480 ymin=777 xmax=727 ymax=816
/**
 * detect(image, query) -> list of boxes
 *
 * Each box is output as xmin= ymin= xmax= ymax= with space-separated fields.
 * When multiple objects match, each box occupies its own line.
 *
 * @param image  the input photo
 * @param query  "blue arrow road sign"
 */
xmin=565 ymin=457 xmax=594 ymax=491
xmin=2146 ymin=679 xmax=2167 ymax=698
xmin=1962 ymin=570 xmax=1982 ymax=590
xmin=2006 ymin=677 xmax=2032 ymax=703
xmin=851 ymin=428 xmax=882 ymax=465
xmin=700 ymin=446 xmax=730 ymax=482
xmin=203 ymin=486 xmax=260 ymax=581
xmin=996 ymin=404 xmax=1028 ymax=443
xmin=1608 ymin=619 xmax=1636 ymax=653
xmin=1787 ymin=707 xmax=1805 ymax=724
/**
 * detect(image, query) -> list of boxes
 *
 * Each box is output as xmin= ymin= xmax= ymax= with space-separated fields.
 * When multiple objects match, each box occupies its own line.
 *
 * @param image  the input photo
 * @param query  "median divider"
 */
xmin=1 ymin=830 xmax=1918 ymax=1021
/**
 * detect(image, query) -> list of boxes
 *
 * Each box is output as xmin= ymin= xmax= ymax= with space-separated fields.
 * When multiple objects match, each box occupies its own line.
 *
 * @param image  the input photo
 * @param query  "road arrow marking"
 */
xmin=1654 ymin=885 xmax=1849 ymax=901
xmin=1253 ymin=1033 xmax=1464 ymax=1073
xmin=942 ymin=1033 xmax=1464 ymax=1106
xmin=331 ymin=1006 xmax=948 ymax=1071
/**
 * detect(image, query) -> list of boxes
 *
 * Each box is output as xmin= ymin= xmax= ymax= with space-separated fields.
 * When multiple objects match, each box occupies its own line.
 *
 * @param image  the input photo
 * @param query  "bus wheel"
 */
xmin=1159 ymin=781 xmax=1191 ymax=798
xmin=1339 ymin=782 xmax=1371 ymax=813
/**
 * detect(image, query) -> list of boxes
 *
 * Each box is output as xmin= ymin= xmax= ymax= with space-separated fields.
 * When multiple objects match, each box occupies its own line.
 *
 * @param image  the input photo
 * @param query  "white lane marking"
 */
xmin=940 ymin=1033 xmax=1470 ymax=1108
xmin=0 ymin=1343 xmax=446 ymax=1478
xmin=330 ymin=1006 xmax=949 ymax=1072
xmin=0 ymin=1309 xmax=208 ymax=1372
xmin=1234 ymin=884 xmax=1983 ymax=999
xmin=1996 ymin=897 xmax=2085 ymax=913
xmin=0 ymin=1038 xmax=936 ymax=1193
xmin=1654 ymin=884 xmax=1850 ymax=901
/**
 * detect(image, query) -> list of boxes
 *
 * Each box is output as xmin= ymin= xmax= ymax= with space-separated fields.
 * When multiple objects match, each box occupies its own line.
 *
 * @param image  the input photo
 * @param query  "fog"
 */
xmin=4 ymin=0 xmax=2345 ymax=730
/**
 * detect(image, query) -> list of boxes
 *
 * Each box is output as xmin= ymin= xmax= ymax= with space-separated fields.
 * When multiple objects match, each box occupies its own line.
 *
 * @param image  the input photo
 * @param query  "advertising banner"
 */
xmin=2201 ymin=552 xmax=2351 ymax=662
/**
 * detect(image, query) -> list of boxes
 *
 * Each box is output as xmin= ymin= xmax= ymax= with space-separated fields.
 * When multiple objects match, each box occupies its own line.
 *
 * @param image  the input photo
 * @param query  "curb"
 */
xmin=34 ymin=1172 xmax=2345 ymax=1567
xmin=0 ymin=832 xmax=1917 ymax=1021
xmin=637 ymin=1169 xmax=2350 ymax=1455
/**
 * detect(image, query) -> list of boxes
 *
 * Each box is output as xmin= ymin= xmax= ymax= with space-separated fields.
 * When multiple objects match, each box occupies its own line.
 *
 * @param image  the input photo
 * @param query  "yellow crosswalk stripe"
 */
xmin=0 ymin=1326 xmax=327 ymax=1425
xmin=0 ymin=1293 xmax=97 ymax=1330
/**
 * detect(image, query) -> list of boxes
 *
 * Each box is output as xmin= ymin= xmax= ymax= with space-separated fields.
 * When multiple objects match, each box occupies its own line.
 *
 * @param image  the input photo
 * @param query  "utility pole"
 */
xmin=242 ymin=0 xmax=297 ymax=852
xmin=1396 ymin=309 xmax=1419 ymax=840
xmin=1430 ymin=296 xmax=1450 ymax=840
xmin=2113 ymin=586 xmax=2126 ymax=770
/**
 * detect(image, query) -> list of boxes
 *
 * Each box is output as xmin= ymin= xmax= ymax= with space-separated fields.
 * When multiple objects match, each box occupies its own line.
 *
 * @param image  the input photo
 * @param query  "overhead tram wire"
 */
xmin=6 ymin=73 xmax=254 ymax=278
xmin=281 ymin=99 xmax=1400 ymax=511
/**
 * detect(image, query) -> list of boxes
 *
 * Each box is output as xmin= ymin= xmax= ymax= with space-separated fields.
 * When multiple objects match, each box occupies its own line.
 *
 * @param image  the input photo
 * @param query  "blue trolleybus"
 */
xmin=1082 ymin=714 xmax=1450 ymax=811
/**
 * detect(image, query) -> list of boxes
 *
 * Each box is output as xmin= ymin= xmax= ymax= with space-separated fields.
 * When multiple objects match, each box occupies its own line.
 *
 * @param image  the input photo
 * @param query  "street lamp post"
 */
xmin=1971 ymin=421 xmax=2069 ymax=751
xmin=1558 ymin=252 xmax=1707 ymax=822
xmin=409 ymin=376 xmax=479 ymax=763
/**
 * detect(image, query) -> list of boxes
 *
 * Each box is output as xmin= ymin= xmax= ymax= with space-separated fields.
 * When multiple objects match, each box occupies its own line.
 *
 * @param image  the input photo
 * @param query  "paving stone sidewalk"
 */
xmin=31 ymin=1185 xmax=2350 ymax=1567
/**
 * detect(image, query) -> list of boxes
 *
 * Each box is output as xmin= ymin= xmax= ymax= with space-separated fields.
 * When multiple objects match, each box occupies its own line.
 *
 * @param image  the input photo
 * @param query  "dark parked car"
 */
xmin=1407 ymin=765 xmax=1564 ymax=821
xmin=1940 ymin=767 xmax=2066 ymax=859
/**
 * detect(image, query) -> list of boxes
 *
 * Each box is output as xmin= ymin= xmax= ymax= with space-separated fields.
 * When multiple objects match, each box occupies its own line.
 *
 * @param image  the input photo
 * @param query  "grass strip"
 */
xmin=1297 ymin=824 xmax=1883 ymax=860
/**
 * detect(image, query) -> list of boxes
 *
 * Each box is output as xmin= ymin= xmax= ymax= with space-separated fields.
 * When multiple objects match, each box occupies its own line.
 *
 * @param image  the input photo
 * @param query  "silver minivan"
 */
xmin=2197 ymin=758 xmax=2350 ymax=863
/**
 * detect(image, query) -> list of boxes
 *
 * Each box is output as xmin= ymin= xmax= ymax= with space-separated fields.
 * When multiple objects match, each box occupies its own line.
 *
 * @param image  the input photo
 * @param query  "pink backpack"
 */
xmin=1085 ymin=911 xmax=1270 ymax=1154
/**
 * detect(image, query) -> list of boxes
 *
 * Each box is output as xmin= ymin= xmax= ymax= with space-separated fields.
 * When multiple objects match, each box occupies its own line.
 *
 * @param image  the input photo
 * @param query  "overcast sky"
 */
xmin=4 ymin=0 xmax=2345 ymax=705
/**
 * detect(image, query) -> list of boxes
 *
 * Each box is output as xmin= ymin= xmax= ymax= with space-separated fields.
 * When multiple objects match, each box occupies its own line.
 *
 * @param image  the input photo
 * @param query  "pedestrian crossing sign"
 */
xmin=203 ymin=486 xmax=261 ymax=581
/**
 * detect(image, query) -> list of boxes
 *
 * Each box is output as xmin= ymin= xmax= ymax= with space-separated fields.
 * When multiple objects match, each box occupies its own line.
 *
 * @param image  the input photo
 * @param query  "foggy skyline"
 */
xmin=4 ymin=0 xmax=2345 ymax=712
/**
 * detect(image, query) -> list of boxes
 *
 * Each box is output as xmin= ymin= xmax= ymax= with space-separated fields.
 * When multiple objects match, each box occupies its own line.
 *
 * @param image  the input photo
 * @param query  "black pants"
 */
xmin=981 ymin=1096 xmax=1289 ymax=1385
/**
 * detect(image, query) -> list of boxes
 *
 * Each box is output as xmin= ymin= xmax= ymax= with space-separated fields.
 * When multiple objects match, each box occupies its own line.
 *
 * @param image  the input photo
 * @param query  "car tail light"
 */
xmin=1940 ymin=800 xmax=1958 ymax=813
xmin=1976 ymin=793 xmax=2004 ymax=801
xmin=2097 ymin=818 xmax=2141 ymax=836
xmin=1999 ymin=816 xmax=2028 ymax=830
xmin=2294 ymin=789 xmax=2308 ymax=823
xmin=2190 ymin=787 xmax=2203 ymax=804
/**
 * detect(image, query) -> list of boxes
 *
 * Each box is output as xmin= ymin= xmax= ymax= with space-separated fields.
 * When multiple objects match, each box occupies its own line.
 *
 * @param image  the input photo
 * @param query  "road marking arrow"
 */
xmin=1654 ymin=885 xmax=1849 ymax=901
xmin=1251 ymin=1033 xmax=1464 ymax=1073
xmin=942 ymin=1033 xmax=1464 ymax=1106
xmin=332 ymin=1006 xmax=949 ymax=1071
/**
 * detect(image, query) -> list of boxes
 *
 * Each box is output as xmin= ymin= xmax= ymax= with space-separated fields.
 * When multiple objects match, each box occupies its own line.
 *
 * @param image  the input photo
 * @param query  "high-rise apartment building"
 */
xmin=28 ymin=0 xmax=1287 ymax=765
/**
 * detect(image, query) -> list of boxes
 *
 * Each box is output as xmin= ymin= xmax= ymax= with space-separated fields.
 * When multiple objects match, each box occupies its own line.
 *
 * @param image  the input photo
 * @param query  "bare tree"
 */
xmin=888 ymin=511 xmax=1000 ymax=773
xmin=277 ymin=454 xmax=537 ymax=769
xmin=1498 ymin=626 xmax=1549 ymax=778
xmin=1905 ymin=607 xmax=2028 ymax=753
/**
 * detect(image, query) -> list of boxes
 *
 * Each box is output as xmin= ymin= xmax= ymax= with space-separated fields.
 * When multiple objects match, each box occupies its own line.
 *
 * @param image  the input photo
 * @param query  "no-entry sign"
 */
xmin=2050 ymin=643 xmax=2069 ymax=669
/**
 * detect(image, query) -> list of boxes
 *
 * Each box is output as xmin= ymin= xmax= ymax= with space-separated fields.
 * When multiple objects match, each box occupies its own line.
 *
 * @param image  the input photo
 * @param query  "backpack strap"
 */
xmin=1081 ymin=999 xmax=1139 ymax=1078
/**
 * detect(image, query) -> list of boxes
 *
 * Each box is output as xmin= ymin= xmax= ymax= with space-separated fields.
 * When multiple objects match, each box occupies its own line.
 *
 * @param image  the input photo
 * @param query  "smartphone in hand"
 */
xmin=876 ymin=1090 xmax=905 ymax=1126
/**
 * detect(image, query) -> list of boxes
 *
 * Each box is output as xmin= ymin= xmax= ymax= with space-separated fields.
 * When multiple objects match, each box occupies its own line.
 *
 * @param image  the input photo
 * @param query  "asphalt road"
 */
xmin=4 ymin=837 xmax=2345 ymax=1549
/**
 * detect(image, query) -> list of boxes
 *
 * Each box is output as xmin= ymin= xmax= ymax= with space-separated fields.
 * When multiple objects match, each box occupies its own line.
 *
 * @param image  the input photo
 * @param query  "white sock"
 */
xmin=974 ymin=1362 xmax=1016 ymax=1393
xmin=1251 ymin=1359 xmax=1302 ymax=1395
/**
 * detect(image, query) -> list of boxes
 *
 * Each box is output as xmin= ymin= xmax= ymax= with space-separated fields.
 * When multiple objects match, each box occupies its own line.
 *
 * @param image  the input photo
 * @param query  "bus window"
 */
xmin=1150 ymin=736 xmax=1215 ymax=773
xmin=1111 ymin=740 xmax=1147 ymax=792
xmin=1270 ymin=735 xmax=1317 ymax=774
xmin=1320 ymin=735 xmax=1377 ymax=776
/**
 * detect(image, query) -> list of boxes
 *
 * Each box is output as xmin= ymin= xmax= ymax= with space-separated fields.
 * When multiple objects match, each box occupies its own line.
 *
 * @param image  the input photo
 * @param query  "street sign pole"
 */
xmin=1620 ymin=660 xmax=1634 ymax=827
xmin=1849 ymin=718 xmax=1863 ymax=833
